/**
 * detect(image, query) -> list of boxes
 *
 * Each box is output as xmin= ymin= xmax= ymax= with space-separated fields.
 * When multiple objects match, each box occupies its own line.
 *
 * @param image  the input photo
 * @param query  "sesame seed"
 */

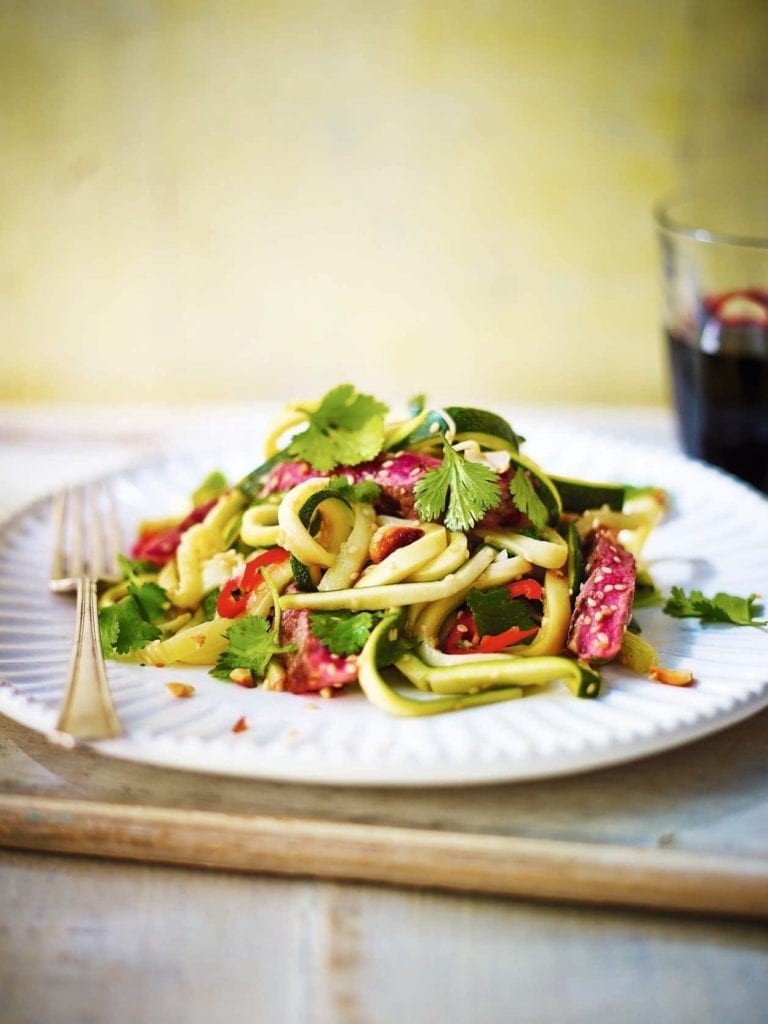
xmin=597 ymin=631 xmax=609 ymax=645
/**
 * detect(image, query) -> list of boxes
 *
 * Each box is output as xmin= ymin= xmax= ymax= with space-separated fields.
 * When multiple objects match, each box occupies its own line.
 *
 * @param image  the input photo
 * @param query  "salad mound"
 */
xmin=99 ymin=384 xmax=671 ymax=716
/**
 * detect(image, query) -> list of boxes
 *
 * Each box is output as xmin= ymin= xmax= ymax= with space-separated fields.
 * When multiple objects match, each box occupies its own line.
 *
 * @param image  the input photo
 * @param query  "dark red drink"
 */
xmin=667 ymin=289 xmax=768 ymax=493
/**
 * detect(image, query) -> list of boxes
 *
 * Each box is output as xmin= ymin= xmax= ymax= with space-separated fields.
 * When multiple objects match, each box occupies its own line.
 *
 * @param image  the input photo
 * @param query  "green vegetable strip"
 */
xmin=395 ymin=651 xmax=601 ymax=698
xmin=279 ymin=546 xmax=497 ymax=612
xmin=357 ymin=612 xmax=525 ymax=717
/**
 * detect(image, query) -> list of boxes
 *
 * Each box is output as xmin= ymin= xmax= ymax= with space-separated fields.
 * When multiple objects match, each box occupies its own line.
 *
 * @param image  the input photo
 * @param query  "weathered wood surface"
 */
xmin=2 ymin=845 xmax=766 ymax=1024
xmin=1 ymin=709 xmax=767 ymax=918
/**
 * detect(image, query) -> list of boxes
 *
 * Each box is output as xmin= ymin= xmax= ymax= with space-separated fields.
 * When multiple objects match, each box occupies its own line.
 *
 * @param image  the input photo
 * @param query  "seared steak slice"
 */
xmin=567 ymin=526 xmax=636 ymax=661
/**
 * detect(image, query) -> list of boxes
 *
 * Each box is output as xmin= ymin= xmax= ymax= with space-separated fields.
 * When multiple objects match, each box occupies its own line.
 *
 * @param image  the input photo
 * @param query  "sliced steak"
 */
xmin=279 ymin=605 xmax=358 ymax=694
xmin=567 ymin=526 xmax=636 ymax=661
xmin=260 ymin=452 xmax=441 ymax=519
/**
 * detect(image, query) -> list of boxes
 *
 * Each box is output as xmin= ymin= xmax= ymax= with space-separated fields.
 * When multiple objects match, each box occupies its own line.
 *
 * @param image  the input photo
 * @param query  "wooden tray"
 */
xmin=1 ymin=711 xmax=767 ymax=919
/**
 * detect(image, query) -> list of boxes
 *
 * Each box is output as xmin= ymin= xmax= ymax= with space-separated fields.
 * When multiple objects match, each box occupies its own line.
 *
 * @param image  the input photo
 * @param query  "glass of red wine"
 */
xmin=655 ymin=197 xmax=768 ymax=493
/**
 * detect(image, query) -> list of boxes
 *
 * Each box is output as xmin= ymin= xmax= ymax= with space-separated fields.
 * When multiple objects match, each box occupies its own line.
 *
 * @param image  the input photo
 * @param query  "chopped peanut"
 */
xmin=229 ymin=668 xmax=254 ymax=687
xmin=649 ymin=666 xmax=695 ymax=687
xmin=166 ymin=682 xmax=195 ymax=698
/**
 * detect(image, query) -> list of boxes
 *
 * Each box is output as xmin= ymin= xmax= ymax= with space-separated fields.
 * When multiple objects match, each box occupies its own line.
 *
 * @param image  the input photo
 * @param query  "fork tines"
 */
xmin=50 ymin=482 xmax=123 ymax=590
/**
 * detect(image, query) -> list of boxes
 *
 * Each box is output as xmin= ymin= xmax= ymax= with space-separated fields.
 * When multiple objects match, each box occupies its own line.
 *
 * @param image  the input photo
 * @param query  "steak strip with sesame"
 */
xmin=279 ymin=603 xmax=359 ymax=694
xmin=567 ymin=526 xmax=636 ymax=661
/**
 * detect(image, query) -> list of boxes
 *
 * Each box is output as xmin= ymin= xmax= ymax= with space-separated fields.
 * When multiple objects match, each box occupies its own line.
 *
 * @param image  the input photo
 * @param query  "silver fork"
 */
xmin=50 ymin=482 xmax=123 ymax=739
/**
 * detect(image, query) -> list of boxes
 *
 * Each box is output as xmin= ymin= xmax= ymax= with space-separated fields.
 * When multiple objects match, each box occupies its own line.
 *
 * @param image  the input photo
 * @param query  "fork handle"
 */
xmin=56 ymin=578 xmax=122 ymax=739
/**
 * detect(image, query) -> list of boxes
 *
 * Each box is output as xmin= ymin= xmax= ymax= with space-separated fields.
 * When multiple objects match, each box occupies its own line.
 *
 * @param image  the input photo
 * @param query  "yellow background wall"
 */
xmin=2 ymin=0 xmax=766 ymax=406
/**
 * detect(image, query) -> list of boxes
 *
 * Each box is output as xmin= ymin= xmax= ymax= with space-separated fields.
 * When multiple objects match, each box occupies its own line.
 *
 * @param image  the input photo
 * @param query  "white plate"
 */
xmin=0 ymin=426 xmax=767 ymax=786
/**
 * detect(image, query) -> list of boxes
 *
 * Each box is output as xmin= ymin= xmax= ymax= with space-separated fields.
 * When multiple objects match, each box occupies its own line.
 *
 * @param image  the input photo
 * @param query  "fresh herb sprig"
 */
xmin=309 ymin=610 xmax=382 ymax=656
xmin=663 ymin=587 xmax=766 ymax=626
xmin=466 ymin=587 xmax=537 ymax=637
xmin=99 ymin=558 xmax=170 ymax=655
xmin=210 ymin=617 xmax=296 ymax=680
xmin=288 ymin=384 xmax=389 ymax=472
xmin=99 ymin=599 xmax=163 ymax=655
xmin=309 ymin=610 xmax=417 ymax=665
xmin=414 ymin=438 xmax=501 ymax=531
xmin=508 ymin=469 xmax=548 ymax=531
xmin=211 ymin=570 xmax=295 ymax=680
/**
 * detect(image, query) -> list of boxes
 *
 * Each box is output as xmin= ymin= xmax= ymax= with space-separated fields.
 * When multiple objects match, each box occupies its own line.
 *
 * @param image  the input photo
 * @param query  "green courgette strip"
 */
xmin=550 ymin=475 xmax=626 ymax=513
xmin=357 ymin=611 xmax=601 ymax=717
xmin=279 ymin=481 xmax=355 ymax=572
xmin=395 ymin=650 xmax=601 ymax=698
xmin=357 ymin=611 xmax=525 ymax=717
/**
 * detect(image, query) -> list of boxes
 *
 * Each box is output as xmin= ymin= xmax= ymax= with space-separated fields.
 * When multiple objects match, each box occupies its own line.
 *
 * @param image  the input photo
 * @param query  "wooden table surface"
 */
xmin=1 ymin=403 xmax=766 ymax=1024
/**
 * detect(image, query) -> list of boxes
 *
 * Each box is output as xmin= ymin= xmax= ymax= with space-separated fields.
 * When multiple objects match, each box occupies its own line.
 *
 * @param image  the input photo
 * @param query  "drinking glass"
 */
xmin=654 ymin=196 xmax=768 ymax=493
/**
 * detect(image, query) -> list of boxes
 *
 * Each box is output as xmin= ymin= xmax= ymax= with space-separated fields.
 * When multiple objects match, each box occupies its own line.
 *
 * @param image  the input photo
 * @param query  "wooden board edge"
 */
xmin=0 ymin=793 xmax=766 ymax=919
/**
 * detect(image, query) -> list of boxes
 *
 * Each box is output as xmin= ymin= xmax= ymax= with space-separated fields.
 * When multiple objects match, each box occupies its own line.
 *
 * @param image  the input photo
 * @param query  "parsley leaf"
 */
xmin=508 ymin=469 xmax=548 ymax=530
xmin=210 ymin=617 xmax=296 ymax=681
xmin=309 ymin=610 xmax=382 ymax=656
xmin=414 ymin=438 xmax=501 ymax=531
xmin=288 ymin=384 xmax=389 ymax=471
xmin=466 ymin=587 xmax=536 ymax=637
xmin=99 ymin=598 xmax=162 ymax=655
xmin=663 ymin=587 xmax=767 ymax=626
xmin=327 ymin=475 xmax=382 ymax=504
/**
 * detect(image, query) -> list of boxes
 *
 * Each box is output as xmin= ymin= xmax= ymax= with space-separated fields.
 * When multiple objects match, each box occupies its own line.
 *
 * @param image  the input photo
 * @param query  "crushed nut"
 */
xmin=229 ymin=668 xmax=254 ymax=687
xmin=649 ymin=666 xmax=695 ymax=687
xmin=166 ymin=682 xmax=195 ymax=699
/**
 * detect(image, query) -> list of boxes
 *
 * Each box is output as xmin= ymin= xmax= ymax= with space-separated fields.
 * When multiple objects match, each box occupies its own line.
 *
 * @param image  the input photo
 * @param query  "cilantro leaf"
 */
xmin=663 ymin=587 xmax=767 ymax=626
xmin=508 ymin=469 xmax=549 ymax=531
xmin=210 ymin=617 xmax=296 ymax=680
xmin=117 ymin=553 xmax=160 ymax=581
xmin=309 ymin=608 xmax=417 ymax=664
xmin=309 ymin=610 xmax=381 ymax=656
xmin=288 ymin=384 xmax=389 ymax=471
xmin=413 ymin=438 xmax=501 ymax=531
xmin=127 ymin=581 xmax=169 ymax=623
xmin=466 ymin=587 xmax=536 ymax=637
xmin=327 ymin=475 xmax=382 ymax=504
xmin=99 ymin=598 xmax=162 ymax=655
